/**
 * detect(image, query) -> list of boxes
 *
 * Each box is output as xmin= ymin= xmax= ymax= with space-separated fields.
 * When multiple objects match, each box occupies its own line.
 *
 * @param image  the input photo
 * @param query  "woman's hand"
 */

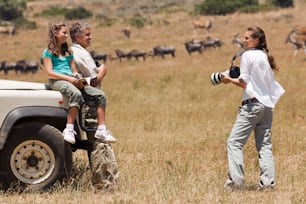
xmin=221 ymin=74 xmax=231 ymax=84
xmin=222 ymin=74 xmax=246 ymax=89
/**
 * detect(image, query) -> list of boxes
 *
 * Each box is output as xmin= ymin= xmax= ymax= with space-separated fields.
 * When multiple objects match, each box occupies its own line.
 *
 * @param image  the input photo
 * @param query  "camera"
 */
xmin=210 ymin=65 xmax=240 ymax=85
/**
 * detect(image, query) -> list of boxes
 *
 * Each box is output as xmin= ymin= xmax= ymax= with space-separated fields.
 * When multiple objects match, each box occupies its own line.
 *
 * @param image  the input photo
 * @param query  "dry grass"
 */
xmin=0 ymin=0 xmax=305 ymax=203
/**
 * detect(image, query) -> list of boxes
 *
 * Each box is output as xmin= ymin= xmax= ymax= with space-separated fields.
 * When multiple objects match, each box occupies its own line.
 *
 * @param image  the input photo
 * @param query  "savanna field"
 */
xmin=0 ymin=0 xmax=305 ymax=203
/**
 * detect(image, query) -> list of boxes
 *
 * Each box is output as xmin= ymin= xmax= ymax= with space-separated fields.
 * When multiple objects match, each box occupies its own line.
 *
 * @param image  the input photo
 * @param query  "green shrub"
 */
xmin=13 ymin=17 xmax=36 ymax=29
xmin=128 ymin=13 xmax=151 ymax=28
xmin=238 ymin=4 xmax=277 ymax=13
xmin=195 ymin=0 xmax=259 ymax=15
xmin=64 ymin=6 xmax=92 ymax=20
xmin=95 ymin=14 xmax=117 ymax=27
xmin=0 ymin=0 xmax=26 ymax=20
xmin=272 ymin=0 xmax=294 ymax=8
xmin=195 ymin=0 xmax=294 ymax=15
xmin=36 ymin=6 xmax=68 ymax=17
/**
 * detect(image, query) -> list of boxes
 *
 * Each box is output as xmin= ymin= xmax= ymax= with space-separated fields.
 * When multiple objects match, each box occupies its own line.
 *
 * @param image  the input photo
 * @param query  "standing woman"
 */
xmin=222 ymin=26 xmax=285 ymax=190
xmin=42 ymin=23 xmax=82 ymax=144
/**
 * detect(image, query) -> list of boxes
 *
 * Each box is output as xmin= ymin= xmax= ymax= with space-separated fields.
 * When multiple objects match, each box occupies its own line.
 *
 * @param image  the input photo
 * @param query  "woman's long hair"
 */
xmin=47 ymin=23 xmax=71 ymax=56
xmin=247 ymin=26 xmax=279 ymax=71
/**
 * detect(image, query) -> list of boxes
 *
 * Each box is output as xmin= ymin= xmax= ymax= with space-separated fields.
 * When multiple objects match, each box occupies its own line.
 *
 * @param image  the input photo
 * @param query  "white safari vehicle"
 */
xmin=0 ymin=79 xmax=117 ymax=191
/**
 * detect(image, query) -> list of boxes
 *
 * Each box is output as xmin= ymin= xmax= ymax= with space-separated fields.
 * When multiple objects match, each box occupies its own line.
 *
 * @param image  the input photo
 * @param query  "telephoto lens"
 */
xmin=210 ymin=72 xmax=222 ymax=85
xmin=210 ymin=70 xmax=229 ymax=85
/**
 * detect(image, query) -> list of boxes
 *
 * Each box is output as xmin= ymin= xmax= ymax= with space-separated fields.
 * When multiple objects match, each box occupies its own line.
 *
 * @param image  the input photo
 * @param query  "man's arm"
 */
xmin=90 ymin=64 xmax=107 ymax=87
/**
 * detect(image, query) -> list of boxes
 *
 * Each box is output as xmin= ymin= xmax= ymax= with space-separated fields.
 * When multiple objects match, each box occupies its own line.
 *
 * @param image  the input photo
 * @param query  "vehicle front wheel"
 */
xmin=0 ymin=122 xmax=72 ymax=191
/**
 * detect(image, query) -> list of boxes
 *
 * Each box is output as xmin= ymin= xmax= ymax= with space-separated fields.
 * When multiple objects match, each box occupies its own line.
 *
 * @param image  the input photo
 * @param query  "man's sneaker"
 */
xmin=63 ymin=128 xmax=76 ymax=144
xmin=95 ymin=129 xmax=116 ymax=143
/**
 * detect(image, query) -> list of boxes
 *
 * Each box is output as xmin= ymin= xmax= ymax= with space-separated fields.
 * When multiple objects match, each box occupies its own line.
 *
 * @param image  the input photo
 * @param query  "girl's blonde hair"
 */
xmin=47 ymin=23 xmax=71 ymax=56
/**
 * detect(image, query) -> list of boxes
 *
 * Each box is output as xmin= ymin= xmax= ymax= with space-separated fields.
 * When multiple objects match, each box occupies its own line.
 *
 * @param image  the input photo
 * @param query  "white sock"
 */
xmin=66 ymin=123 xmax=74 ymax=130
xmin=98 ymin=124 xmax=106 ymax=131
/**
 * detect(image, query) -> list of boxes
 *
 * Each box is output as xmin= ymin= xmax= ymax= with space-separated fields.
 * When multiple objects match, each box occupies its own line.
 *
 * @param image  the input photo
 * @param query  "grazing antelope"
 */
xmin=0 ymin=25 xmax=16 ymax=35
xmin=285 ymin=28 xmax=306 ymax=56
xmin=294 ymin=27 xmax=306 ymax=35
xmin=232 ymin=33 xmax=244 ymax=49
xmin=193 ymin=19 xmax=212 ymax=34
xmin=108 ymin=54 xmax=118 ymax=61
xmin=121 ymin=27 xmax=131 ymax=38
xmin=146 ymin=50 xmax=154 ymax=59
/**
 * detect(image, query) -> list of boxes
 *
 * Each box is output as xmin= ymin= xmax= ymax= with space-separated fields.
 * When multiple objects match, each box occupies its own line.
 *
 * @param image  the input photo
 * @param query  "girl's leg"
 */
xmin=67 ymin=106 xmax=79 ymax=124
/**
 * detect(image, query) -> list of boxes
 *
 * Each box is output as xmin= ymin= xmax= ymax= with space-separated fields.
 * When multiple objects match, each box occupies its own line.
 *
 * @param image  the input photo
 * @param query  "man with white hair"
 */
xmin=70 ymin=22 xmax=116 ymax=143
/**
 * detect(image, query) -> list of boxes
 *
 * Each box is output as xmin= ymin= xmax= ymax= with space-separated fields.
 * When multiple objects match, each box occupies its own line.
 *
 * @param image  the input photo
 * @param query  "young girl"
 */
xmin=42 ymin=23 xmax=116 ymax=144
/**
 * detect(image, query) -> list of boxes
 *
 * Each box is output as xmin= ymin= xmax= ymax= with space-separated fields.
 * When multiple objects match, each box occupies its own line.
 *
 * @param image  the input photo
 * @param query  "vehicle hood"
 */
xmin=0 ymin=79 xmax=48 ymax=90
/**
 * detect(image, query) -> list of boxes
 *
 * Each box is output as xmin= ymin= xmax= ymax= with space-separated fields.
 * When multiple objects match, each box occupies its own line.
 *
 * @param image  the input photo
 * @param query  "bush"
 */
xmin=95 ymin=14 xmax=117 ymax=27
xmin=195 ymin=0 xmax=258 ymax=15
xmin=128 ymin=13 xmax=151 ymax=28
xmin=194 ymin=0 xmax=292 ymax=15
xmin=0 ymin=0 xmax=26 ymax=20
xmin=272 ymin=0 xmax=294 ymax=8
xmin=239 ymin=4 xmax=277 ymax=13
xmin=13 ymin=17 xmax=36 ymax=29
xmin=36 ymin=6 xmax=69 ymax=17
xmin=64 ymin=7 xmax=92 ymax=20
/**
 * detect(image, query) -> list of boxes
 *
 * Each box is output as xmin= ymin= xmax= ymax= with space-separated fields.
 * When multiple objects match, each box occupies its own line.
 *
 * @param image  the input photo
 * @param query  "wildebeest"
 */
xmin=0 ymin=61 xmax=17 ymax=74
xmin=90 ymin=50 xmax=108 ymax=63
xmin=115 ymin=49 xmax=130 ymax=62
xmin=184 ymin=40 xmax=203 ymax=55
xmin=232 ymin=33 xmax=244 ymax=49
xmin=153 ymin=46 xmax=176 ymax=59
xmin=127 ymin=50 xmax=147 ymax=61
xmin=0 ymin=60 xmax=39 ymax=75
xmin=121 ymin=27 xmax=131 ymax=38
xmin=285 ymin=27 xmax=306 ymax=56
xmin=0 ymin=26 xmax=16 ymax=35
xmin=193 ymin=19 xmax=212 ymax=34
xmin=200 ymin=36 xmax=222 ymax=49
xmin=16 ymin=60 xmax=39 ymax=74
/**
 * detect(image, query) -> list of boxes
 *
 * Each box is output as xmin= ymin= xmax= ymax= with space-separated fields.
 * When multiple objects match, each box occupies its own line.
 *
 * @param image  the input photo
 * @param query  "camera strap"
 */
xmin=231 ymin=51 xmax=244 ymax=63
xmin=231 ymin=48 xmax=258 ymax=65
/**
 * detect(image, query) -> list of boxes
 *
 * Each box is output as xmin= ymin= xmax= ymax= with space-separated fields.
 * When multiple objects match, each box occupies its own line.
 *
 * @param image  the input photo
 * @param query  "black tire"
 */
xmin=0 ymin=122 xmax=72 ymax=191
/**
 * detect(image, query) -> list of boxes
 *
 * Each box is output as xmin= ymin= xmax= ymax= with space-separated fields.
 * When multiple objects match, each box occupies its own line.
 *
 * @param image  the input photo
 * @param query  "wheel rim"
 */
xmin=10 ymin=140 xmax=56 ymax=185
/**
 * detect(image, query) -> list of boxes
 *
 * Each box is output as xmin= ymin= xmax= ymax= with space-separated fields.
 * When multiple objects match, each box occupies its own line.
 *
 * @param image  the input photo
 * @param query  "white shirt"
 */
xmin=71 ymin=43 xmax=98 ymax=79
xmin=239 ymin=50 xmax=285 ymax=108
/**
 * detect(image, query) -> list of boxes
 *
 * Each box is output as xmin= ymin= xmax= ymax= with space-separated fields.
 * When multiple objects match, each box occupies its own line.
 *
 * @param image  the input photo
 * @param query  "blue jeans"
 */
xmin=226 ymin=101 xmax=275 ymax=187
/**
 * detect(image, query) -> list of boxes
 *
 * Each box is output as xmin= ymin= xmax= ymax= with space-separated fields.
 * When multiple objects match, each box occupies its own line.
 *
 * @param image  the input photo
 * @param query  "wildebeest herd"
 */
xmin=90 ymin=46 xmax=176 ymax=64
xmin=89 ymin=23 xmax=306 ymax=66
xmin=0 ymin=60 xmax=40 ymax=75
xmin=1 ymin=20 xmax=305 ymax=76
